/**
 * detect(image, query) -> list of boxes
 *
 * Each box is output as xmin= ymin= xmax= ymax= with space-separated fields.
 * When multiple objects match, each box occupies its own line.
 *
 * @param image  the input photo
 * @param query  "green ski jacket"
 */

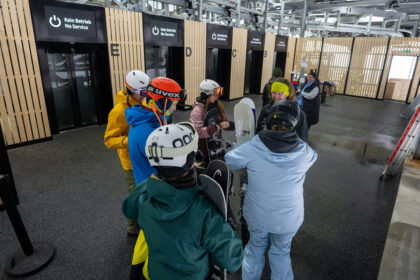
xmin=123 ymin=176 xmax=243 ymax=280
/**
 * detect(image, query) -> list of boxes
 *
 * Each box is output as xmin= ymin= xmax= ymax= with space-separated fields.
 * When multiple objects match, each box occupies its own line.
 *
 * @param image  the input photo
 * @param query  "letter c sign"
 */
xmin=264 ymin=51 xmax=267 ymax=57
xmin=232 ymin=49 xmax=237 ymax=57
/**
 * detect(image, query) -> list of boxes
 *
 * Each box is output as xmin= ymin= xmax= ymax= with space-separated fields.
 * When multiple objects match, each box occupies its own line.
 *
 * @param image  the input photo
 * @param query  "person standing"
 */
xmin=257 ymin=78 xmax=308 ymax=141
xmin=123 ymin=123 xmax=243 ymax=280
xmin=299 ymin=71 xmax=321 ymax=129
xmin=104 ymin=70 xmax=150 ymax=236
xmin=225 ymin=100 xmax=317 ymax=280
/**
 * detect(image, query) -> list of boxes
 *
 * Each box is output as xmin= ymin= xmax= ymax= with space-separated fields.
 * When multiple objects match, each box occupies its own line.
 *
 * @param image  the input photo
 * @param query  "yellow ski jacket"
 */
xmin=104 ymin=90 xmax=140 ymax=170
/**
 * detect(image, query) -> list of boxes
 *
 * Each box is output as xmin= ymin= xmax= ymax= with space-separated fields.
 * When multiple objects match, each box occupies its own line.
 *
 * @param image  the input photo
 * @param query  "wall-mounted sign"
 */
xmin=275 ymin=36 xmax=288 ymax=52
xmin=143 ymin=14 xmax=184 ymax=47
xmin=247 ymin=30 xmax=264 ymax=51
xmin=29 ymin=0 xmax=106 ymax=44
xmin=207 ymin=24 xmax=232 ymax=49
xmin=402 ymin=49 xmax=411 ymax=54
xmin=45 ymin=6 xmax=96 ymax=37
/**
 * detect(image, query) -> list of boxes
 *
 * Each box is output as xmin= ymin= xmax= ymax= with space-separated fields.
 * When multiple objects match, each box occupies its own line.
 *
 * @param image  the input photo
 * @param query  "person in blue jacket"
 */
xmin=125 ymin=77 xmax=184 ymax=185
xmin=225 ymin=100 xmax=317 ymax=280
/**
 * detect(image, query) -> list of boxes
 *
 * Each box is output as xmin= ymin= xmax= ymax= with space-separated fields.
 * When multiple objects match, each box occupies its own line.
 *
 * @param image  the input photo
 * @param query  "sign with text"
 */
xmin=275 ymin=36 xmax=288 ymax=52
xmin=29 ymin=0 xmax=106 ymax=43
xmin=143 ymin=14 xmax=184 ymax=47
xmin=207 ymin=24 xmax=232 ymax=49
xmin=45 ymin=5 xmax=96 ymax=38
xmin=247 ymin=30 xmax=264 ymax=51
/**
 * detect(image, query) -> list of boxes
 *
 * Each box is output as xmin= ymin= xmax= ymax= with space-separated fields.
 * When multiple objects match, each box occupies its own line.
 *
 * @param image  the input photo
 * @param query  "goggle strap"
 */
xmin=146 ymin=136 xmax=198 ymax=158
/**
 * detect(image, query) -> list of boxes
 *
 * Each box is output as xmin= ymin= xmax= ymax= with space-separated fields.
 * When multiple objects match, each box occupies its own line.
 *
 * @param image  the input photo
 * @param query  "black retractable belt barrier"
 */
xmin=0 ymin=174 xmax=55 ymax=277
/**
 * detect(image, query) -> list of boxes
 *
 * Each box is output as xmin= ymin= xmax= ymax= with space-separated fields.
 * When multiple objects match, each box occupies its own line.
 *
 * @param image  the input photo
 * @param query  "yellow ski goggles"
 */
xmin=271 ymin=82 xmax=289 ymax=97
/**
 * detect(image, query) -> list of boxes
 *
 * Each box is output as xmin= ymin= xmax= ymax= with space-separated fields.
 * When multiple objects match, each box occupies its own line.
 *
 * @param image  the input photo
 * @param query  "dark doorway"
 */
xmin=274 ymin=52 xmax=287 ymax=76
xmin=38 ymin=44 xmax=112 ymax=134
xmin=206 ymin=48 xmax=232 ymax=100
xmin=244 ymin=50 xmax=264 ymax=95
xmin=145 ymin=46 xmax=185 ymax=88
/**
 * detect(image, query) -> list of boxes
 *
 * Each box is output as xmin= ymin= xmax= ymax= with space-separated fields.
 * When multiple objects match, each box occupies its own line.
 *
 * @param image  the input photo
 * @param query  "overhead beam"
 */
xmin=271 ymin=0 xmax=388 ymax=12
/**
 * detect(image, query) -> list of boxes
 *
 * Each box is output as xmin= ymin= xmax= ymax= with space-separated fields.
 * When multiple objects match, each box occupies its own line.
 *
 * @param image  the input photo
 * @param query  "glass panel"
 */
xmin=244 ymin=50 xmax=253 ymax=95
xmin=386 ymin=56 xmax=418 ymax=101
xmin=47 ymin=52 xmax=75 ymax=130
xmin=157 ymin=46 xmax=168 ymax=77
xmin=73 ymin=53 xmax=97 ymax=125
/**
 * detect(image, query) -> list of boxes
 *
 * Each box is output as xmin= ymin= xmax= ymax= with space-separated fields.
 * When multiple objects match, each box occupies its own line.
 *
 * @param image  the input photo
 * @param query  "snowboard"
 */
xmin=234 ymin=100 xmax=256 ymax=146
xmin=206 ymin=159 xmax=232 ymax=202
xmin=199 ymin=174 xmax=228 ymax=280
xmin=233 ymin=98 xmax=256 ymax=246
xmin=239 ymin=97 xmax=256 ymax=125
xmin=203 ymin=108 xmax=234 ymax=162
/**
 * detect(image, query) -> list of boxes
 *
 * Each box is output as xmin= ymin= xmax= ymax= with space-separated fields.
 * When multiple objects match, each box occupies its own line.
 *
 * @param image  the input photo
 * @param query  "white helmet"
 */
xmin=199 ymin=79 xmax=223 ymax=96
xmin=125 ymin=70 xmax=151 ymax=95
xmin=146 ymin=122 xmax=198 ymax=177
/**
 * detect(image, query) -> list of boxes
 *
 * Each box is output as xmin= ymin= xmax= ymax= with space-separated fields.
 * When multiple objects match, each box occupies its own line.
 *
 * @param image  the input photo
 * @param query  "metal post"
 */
xmin=336 ymin=12 xmax=341 ymax=28
xmin=300 ymin=0 xmax=307 ymax=37
xmin=263 ymin=0 xmax=269 ymax=32
xmin=278 ymin=0 xmax=284 ymax=35
xmin=0 ymin=175 xmax=34 ymax=256
xmin=395 ymin=18 xmax=401 ymax=32
xmin=198 ymin=0 xmax=203 ymax=21
xmin=237 ymin=0 xmax=241 ymax=27
xmin=367 ymin=14 xmax=372 ymax=35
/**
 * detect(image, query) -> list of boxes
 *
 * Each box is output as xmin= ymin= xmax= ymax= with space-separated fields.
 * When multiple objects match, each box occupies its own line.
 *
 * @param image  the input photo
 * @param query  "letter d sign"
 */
xmin=186 ymin=47 xmax=192 ymax=57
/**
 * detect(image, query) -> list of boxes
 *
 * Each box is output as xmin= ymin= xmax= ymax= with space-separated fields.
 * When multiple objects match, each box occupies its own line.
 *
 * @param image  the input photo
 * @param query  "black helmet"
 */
xmin=266 ymin=100 xmax=300 ymax=131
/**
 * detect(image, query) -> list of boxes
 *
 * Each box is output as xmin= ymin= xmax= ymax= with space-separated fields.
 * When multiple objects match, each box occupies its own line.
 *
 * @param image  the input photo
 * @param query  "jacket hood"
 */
xmin=258 ymin=130 xmax=299 ymax=153
xmin=252 ymin=135 xmax=313 ymax=172
xmin=143 ymin=177 xmax=198 ymax=221
xmin=115 ymin=90 xmax=139 ymax=107
xmin=125 ymin=105 xmax=161 ymax=127
xmin=193 ymin=100 xmax=205 ymax=109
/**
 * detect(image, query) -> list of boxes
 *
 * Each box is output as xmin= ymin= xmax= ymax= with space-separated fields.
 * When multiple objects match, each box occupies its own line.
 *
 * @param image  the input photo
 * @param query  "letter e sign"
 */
xmin=111 ymin=44 xmax=120 ymax=57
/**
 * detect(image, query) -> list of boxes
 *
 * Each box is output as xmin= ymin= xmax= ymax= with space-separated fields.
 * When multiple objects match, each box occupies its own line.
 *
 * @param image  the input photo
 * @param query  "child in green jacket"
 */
xmin=123 ymin=122 xmax=243 ymax=280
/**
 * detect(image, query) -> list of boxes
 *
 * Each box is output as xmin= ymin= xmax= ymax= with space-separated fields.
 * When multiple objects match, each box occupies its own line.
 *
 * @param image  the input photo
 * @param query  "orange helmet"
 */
xmin=148 ymin=76 xmax=185 ymax=98
xmin=146 ymin=77 xmax=186 ymax=117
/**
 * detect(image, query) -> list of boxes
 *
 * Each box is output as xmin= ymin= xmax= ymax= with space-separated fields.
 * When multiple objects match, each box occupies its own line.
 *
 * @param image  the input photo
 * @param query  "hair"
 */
xmin=272 ymin=67 xmax=283 ymax=78
xmin=271 ymin=124 xmax=290 ymax=132
xmin=204 ymin=95 xmax=226 ymax=119
xmin=308 ymin=70 xmax=317 ymax=79
xmin=270 ymin=78 xmax=296 ymax=101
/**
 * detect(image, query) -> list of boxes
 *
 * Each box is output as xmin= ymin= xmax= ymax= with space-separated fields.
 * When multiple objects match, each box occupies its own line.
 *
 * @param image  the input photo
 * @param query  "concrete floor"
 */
xmin=0 ymin=94 xmax=408 ymax=280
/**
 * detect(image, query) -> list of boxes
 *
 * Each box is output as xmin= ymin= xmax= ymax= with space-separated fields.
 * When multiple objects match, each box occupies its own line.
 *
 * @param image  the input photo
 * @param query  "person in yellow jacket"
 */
xmin=104 ymin=70 xmax=151 ymax=235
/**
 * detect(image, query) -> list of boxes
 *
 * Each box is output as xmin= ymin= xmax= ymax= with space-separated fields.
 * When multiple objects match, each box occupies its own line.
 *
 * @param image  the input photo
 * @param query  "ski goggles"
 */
xmin=214 ymin=87 xmax=224 ymax=97
xmin=271 ymin=82 xmax=289 ymax=97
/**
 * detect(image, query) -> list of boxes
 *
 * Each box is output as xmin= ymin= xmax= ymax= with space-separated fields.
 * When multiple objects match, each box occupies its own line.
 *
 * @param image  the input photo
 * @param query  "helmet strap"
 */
xmin=149 ymin=101 xmax=164 ymax=126
xmin=163 ymin=98 xmax=168 ymax=125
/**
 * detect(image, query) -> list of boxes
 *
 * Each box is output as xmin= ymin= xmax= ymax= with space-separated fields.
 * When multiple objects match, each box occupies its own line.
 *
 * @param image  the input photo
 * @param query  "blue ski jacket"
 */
xmin=125 ymin=105 xmax=166 ymax=184
xmin=225 ymin=135 xmax=317 ymax=234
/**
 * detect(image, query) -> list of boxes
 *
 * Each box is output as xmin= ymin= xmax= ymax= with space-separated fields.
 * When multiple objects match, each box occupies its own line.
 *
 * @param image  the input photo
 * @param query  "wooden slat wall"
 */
xmin=229 ymin=27 xmax=248 ymax=99
xmin=0 ymin=0 xmax=50 ymax=146
xmin=318 ymin=38 xmax=353 ymax=94
xmin=106 ymin=8 xmax=145 ymax=105
xmin=284 ymin=37 xmax=296 ymax=81
xmin=378 ymin=37 xmax=420 ymax=102
xmin=293 ymin=38 xmax=322 ymax=74
xmin=260 ymin=33 xmax=276 ymax=93
xmin=184 ymin=20 xmax=206 ymax=106
xmin=346 ymin=37 xmax=388 ymax=98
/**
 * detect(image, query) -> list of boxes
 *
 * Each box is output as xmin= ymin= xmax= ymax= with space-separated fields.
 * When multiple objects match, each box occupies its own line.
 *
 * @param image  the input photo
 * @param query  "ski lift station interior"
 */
xmin=1 ymin=0 xmax=420 ymax=279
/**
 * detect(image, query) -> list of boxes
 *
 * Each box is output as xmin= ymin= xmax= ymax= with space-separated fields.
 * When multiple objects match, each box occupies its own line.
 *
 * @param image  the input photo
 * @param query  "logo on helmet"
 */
xmin=148 ymin=85 xmax=181 ymax=99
